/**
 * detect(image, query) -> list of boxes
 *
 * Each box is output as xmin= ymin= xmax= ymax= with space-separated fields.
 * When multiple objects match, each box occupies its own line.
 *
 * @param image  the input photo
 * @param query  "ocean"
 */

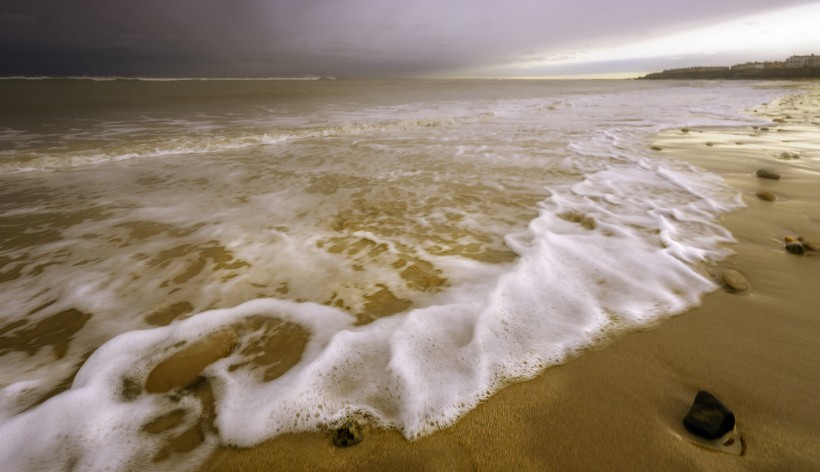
xmin=0 ymin=78 xmax=792 ymax=470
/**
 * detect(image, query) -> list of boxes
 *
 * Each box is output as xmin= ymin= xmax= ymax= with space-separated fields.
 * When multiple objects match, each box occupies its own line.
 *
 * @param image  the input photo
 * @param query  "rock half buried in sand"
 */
xmin=331 ymin=420 xmax=363 ymax=448
xmin=681 ymin=391 xmax=744 ymax=456
xmin=720 ymin=269 xmax=749 ymax=293
xmin=145 ymin=329 xmax=239 ymax=393
xmin=755 ymin=169 xmax=781 ymax=180
xmin=683 ymin=391 xmax=735 ymax=440
xmin=755 ymin=191 xmax=776 ymax=202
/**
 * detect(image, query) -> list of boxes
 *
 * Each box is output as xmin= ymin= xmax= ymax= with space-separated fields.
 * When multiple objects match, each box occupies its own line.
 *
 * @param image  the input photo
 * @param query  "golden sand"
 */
xmin=201 ymin=85 xmax=820 ymax=471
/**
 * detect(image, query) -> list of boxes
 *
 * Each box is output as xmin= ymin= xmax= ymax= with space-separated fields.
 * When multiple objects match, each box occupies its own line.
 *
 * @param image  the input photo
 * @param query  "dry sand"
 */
xmin=202 ymin=84 xmax=820 ymax=471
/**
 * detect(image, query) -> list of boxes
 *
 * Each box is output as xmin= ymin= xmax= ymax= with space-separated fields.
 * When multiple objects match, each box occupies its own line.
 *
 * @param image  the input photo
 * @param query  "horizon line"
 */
xmin=0 ymin=73 xmax=650 ymax=81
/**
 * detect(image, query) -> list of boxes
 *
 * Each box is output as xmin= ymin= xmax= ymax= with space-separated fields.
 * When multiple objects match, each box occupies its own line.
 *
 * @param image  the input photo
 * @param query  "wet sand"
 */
xmin=202 ymin=85 xmax=820 ymax=471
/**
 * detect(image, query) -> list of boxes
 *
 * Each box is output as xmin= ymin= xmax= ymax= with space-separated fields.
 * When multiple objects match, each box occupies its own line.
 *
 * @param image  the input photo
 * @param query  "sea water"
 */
xmin=0 ymin=78 xmax=790 ymax=470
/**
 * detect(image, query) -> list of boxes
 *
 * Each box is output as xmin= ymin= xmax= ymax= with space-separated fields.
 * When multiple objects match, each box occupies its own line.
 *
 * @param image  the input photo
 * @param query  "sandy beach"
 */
xmin=2 ymin=79 xmax=817 ymax=472
xmin=201 ymin=84 xmax=820 ymax=471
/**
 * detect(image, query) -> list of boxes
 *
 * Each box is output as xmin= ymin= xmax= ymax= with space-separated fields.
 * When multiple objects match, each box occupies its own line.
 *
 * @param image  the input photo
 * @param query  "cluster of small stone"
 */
xmin=784 ymin=235 xmax=818 ymax=255
xmin=754 ymin=168 xmax=780 ymax=203
xmin=752 ymin=168 xmax=819 ymax=255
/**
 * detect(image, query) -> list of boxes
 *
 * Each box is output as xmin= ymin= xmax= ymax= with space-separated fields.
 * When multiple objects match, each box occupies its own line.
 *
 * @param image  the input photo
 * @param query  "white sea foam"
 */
xmin=0 ymin=80 xmax=794 ymax=470
xmin=0 ymin=150 xmax=737 ymax=467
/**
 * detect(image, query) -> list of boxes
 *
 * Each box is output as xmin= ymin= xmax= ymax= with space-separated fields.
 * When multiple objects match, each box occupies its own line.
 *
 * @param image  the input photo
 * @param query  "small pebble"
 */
xmin=755 ymin=169 xmax=781 ymax=180
xmin=721 ymin=269 xmax=749 ymax=293
xmin=650 ymin=145 xmax=662 ymax=151
xmin=755 ymin=191 xmax=776 ymax=202
xmin=785 ymin=241 xmax=805 ymax=255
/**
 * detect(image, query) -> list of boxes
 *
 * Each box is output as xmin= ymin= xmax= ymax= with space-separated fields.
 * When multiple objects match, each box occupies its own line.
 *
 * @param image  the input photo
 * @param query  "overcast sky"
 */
xmin=2 ymin=0 xmax=819 ymax=77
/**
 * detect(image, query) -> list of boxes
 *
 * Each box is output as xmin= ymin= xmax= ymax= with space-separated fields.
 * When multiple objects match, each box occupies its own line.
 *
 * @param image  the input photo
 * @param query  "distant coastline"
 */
xmin=641 ymin=53 xmax=820 ymax=80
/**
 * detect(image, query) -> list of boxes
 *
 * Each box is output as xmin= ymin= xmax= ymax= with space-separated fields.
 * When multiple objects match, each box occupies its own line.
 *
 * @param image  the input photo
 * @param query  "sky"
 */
xmin=1 ymin=0 xmax=820 ymax=78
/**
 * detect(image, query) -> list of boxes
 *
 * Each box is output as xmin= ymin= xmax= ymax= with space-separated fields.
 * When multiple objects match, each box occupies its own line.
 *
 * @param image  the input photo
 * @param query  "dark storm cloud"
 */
xmin=1 ymin=0 xmax=817 ymax=77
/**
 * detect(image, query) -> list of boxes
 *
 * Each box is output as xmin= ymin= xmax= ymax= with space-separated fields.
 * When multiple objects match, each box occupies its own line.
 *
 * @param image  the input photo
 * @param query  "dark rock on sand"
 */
xmin=755 ymin=169 xmax=781 ymax=180
xmin=721 ymin=269 xmax=749 ymax=293
xmin=785 ymin=241 xmax=806 ymax=255
xmin=755 ymin=191 xmax=776 ymax=202
xmin=332 ymin=420 xmax=363 ymax=448
xmin=779 ymin=151 xmax=800 ymax=160
xmin=683 ymin=391 xmax=736 ymax=440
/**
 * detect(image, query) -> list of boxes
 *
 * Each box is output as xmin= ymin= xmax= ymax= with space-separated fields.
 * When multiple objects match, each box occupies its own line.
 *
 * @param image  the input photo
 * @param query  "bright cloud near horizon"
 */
xmin=483 ymin=2 xmax=820 ymax=77
xmin=1 ymin=0 xmax=819 ymax=77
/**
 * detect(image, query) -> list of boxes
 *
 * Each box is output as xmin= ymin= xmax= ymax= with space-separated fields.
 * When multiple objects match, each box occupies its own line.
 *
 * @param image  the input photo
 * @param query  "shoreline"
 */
xmin=201 ymin=85 xmax=820 ymax=471
xmin=640 ymin=68 xmax=820 ymax=80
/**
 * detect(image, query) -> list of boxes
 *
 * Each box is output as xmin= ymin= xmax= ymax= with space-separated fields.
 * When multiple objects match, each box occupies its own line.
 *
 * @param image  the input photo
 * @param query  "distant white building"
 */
xmin=786 ymin=54 xmax=820 ymax=68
